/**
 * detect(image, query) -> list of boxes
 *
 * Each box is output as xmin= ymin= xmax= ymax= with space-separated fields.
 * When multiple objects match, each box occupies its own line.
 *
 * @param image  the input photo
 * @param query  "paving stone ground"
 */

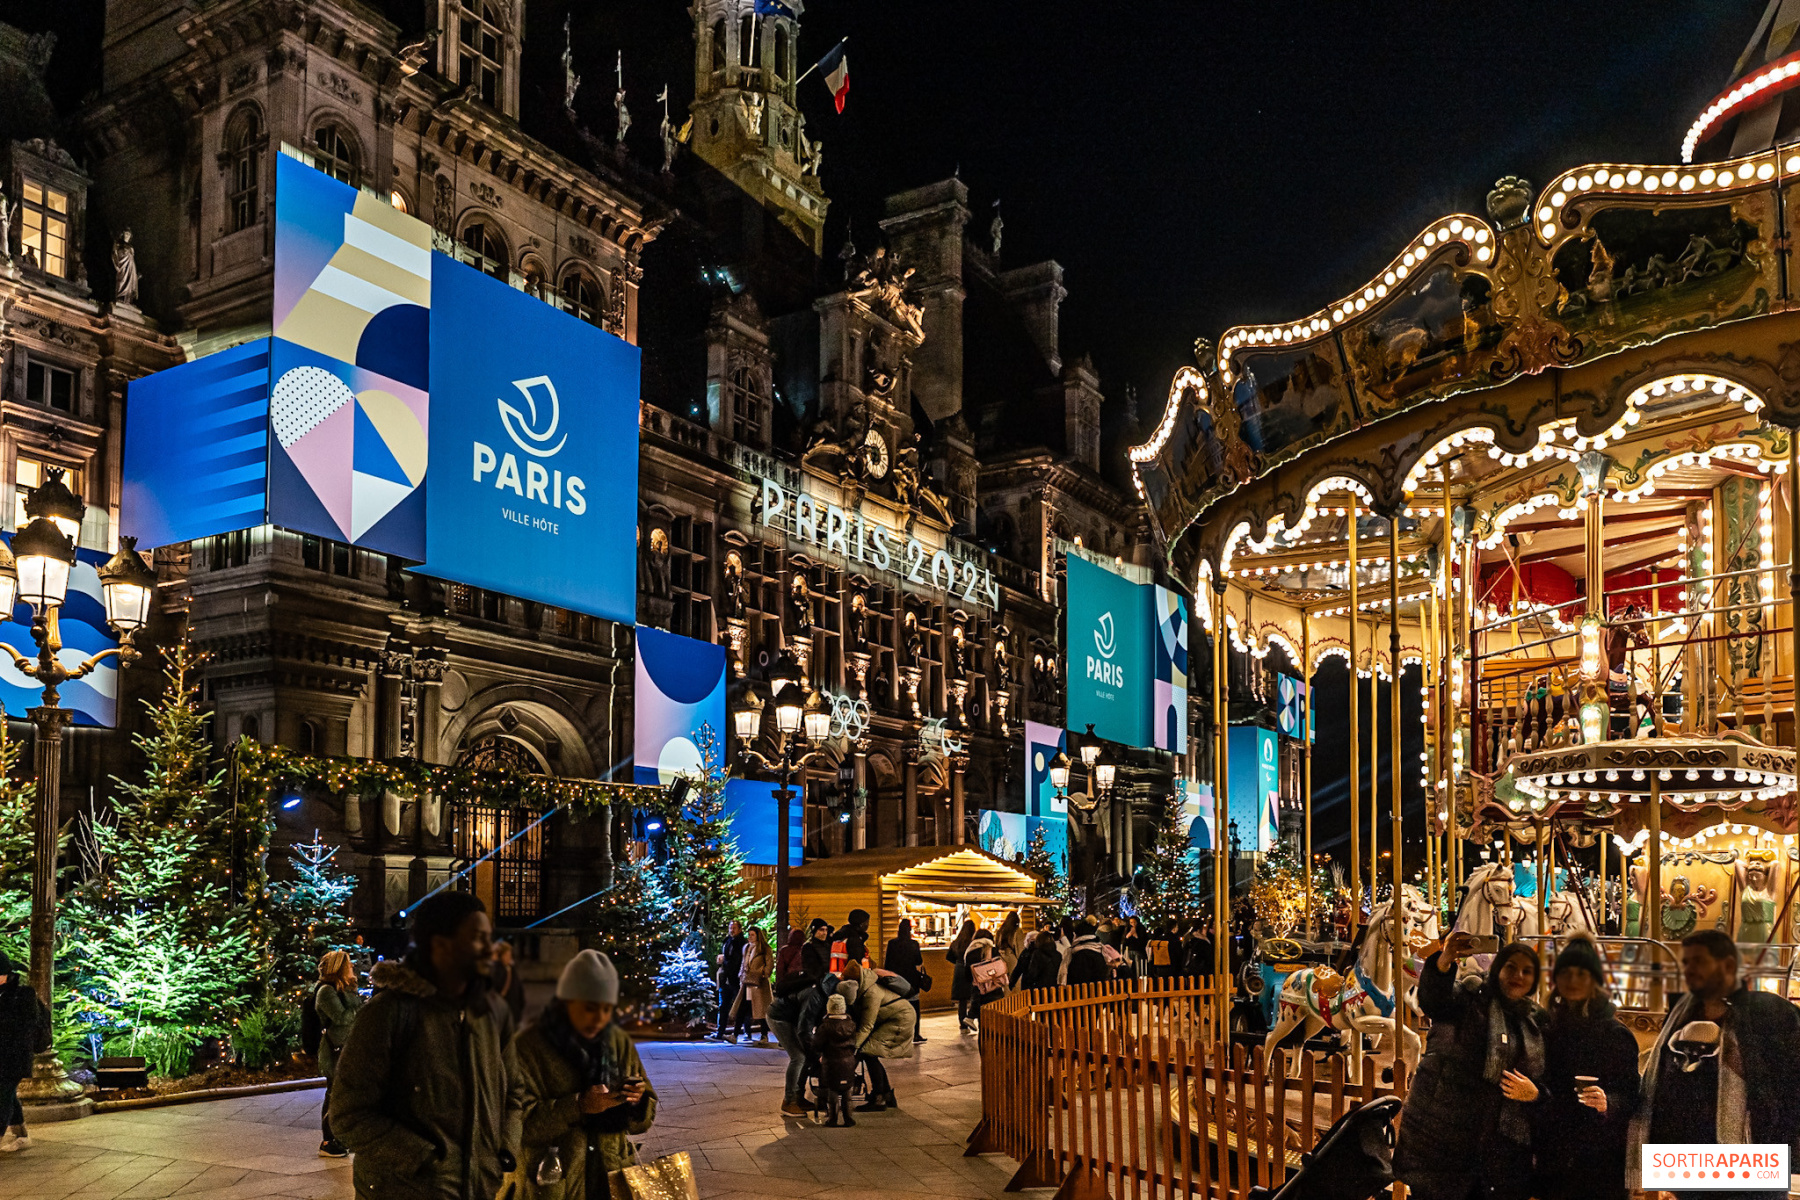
xmin=0 ymin=1012 xmax=1023 ymax=1200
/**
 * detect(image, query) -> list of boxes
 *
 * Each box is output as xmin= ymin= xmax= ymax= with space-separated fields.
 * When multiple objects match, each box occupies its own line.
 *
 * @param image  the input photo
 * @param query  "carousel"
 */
xmin=1130 ymin=123 xmax=1800 ymax=1058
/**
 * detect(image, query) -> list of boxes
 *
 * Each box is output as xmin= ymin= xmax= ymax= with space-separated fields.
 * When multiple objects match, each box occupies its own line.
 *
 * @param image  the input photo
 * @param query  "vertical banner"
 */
xmin=977 ymin=810 xmax=1029 ymax=860
xmin=722 ymin=778 xmax=804 ymax=866
xmin=1227 ymin=725 xmax=1280 ymax=853
xmin=633 ymin=625 xmax=726 ymax=786
xmin=1181 ymin=779 xmax=1216 ymax=855
xmin=423 ymin=255 xmax=640 ymax=621
xmin=1277 ymin=673 xmax=1311 ymax=741
xmin=1152 ymin=584 xmax=1189 ymax=752
xmin=1065 ymin=555 xmax=1153 ymax=746
xmin=1024 ymin=719 xmax=1069 ymax=868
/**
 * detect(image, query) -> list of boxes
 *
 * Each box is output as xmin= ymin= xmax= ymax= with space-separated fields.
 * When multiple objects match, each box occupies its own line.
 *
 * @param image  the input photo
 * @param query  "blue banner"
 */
xmin=421 ymin=254 xmax=639 ymax=623
xmin=1227 ymin=725 xmax=1280 ymax=853
xmin=722 ymin=778 xmax=805 ymax=867
xmin=1065 ymin=555 xmax=1154 ymax=747
xmin=0 ymin=544 xmax=118 ymax=726
xmin=634 ymin=625 xmax=726 ymax=786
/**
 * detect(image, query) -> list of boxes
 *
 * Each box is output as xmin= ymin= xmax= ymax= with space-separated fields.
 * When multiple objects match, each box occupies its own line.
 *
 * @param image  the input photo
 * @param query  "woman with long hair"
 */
xmin=995 ymin=911 xmax=1025 ymax=976
xmin=1396 ymin=934 xmax=1546 ymax=1200
xmin=733 ymin=926 xmax=773 ymax=1044
xmin=1531 ymin=934 xmax=1639 ymax=1200
xmin=946 ymin=918 xmax=980 ymax=1030
xmin=314 ymin=950 xmax=363 ymax=1159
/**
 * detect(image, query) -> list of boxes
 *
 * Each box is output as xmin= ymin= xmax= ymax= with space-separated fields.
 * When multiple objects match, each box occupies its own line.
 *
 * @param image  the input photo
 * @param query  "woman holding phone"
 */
xmin=1395 ymin=930 xmax=1546 ymax=1200
xmin=513 ymin=950 xmax=658 ymax=1199
xmin=1531 ymin=933 xmax=1639 ymax=1200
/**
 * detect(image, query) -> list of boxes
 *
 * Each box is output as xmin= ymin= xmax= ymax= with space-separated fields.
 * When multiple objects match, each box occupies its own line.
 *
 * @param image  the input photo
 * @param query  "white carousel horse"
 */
xmin=1454 ymin=863 xmax=1532 ymax=978
xmin=1529 ymin=889 xmax=1594 ymax=938
xmin=1264 ymin=886 xmax=1434 ymax=1084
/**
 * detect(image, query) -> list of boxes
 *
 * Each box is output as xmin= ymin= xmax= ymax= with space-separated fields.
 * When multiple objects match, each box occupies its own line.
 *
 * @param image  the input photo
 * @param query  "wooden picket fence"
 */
xmin=965 ymin=976 xmax=1408 ymax=1199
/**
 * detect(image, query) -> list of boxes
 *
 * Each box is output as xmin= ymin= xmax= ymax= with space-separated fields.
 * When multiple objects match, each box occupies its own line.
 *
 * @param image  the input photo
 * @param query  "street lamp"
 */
xmin=5 ymin=472 xmax=157 ymax=1122
xmin=735 ymin=651 xmax=828 ymax=941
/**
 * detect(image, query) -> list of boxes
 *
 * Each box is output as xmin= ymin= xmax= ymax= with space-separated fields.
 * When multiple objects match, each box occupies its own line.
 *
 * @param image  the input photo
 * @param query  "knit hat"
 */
xmin=835 ymin=977 xmax=860 ymax=1005
xmin=826 ymin=993 xmax=847 ymax=1017
xmin=808 ymin=917 xmax=831 ymax=935
xmin=557 ymin=949 xmax=621 ymax=1005
xmin=1552 ymin=932 xmax=1607 ymax=986
xmin=847 ymin=908 xmax=870 ymax=928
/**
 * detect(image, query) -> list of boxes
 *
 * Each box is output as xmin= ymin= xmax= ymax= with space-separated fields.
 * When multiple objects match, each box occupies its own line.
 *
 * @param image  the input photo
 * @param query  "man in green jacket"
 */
xmin=330 ymin=891 xmax=521 ymax=1200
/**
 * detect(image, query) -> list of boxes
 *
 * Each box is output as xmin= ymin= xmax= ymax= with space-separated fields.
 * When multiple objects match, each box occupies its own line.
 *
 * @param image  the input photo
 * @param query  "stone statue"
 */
xmin=788 ymin=574 xmax=813 ymax=635
xmin=0 ymin=186 xmax=11 ymax=262
xmin=112 ymin=228 xmax=139 ymax=305
xmin=742 ymin=92 xmax=764 ymax=137
xmin=660 ymin=112 xmax=675 ymax=173
xmin=561 ymin=15 xmax=580 ymax=112
xmin=847 ymin=591 xmax=868 ymax=649
xmin=990 ymin=201 xmax=1003 ymax=257
xmin=615 ymin=88 xmax=631 ymax=143
xmin=803 ymin=136 xmax=823 ymax=176
xmin=1737 ymin=855 xmax=1777 ymax=943
xmin=720 ymin=553 xmax=746 ymax=620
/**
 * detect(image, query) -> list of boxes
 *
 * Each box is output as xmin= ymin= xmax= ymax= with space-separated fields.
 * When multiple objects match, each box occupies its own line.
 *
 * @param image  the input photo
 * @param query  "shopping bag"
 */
xmin=608 ymin=1151 xmax=700 ymax=1200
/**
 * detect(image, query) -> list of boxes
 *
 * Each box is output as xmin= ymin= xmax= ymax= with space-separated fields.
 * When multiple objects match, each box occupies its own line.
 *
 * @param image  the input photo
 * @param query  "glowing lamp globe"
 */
xmin=97 ymin=537 xmax=157 ymax=632
xmin=803 ymin=707 xmax=831 ymax=744
xmin=12 ymin=517 xmax=75 ymax=611
xmin=1048 ymin=753 xmax=1070 ymax=792
xmin=0 ymin=538 xmax=18 ymax=619
xmin=732 ymin=705 xmax=762 ymax=741
xmin=23 ymin=466 xmax=85 ymax=544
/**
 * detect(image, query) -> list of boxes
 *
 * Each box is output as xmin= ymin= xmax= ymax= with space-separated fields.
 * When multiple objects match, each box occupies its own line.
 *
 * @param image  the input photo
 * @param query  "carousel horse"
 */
xmin=1533 ymin=888 xmax=1595 ymax=939
xmin=1453 ymin=863 xmax=1531 ymax=978
xmin=1265 ymin=886 xmax=1435 ymax=1084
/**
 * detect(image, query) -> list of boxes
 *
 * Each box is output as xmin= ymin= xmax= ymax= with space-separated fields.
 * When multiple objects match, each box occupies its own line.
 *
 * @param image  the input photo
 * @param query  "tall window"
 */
xmin=773 ymin=27 xmax=788 ymax=80
xmin=461 ymin=222 xmax=508 ymax=278
xmin=14 ymin=457 xmax=80 ymax=532
xmin=24 ymin=359 xmax=75 ymax=413
xmin=739 ymin=14 xmax=758 ymax=67
xmin=19 ymin=180 xmax=69 ymax=278
xmin=728 ymin=365 xmax=767 ymax=446
xmin=558 ymin=270 xmax=602 ymax=324
xmin=312 ymin=124 xmax=358 ymax=186
xmin=224 ymin=107 xmax=263 ymax=232
xmin=521 ymin=260 xmax=545 ymax=301
xmin=459 ymin=1 xmax=504 ymax=107
xmin=710 ymin=19 xmax=726 ymax=70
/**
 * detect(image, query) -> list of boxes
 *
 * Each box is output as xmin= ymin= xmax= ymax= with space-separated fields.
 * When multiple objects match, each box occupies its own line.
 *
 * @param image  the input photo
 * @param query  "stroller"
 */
xmin=1246 ymin=1096 xmax=1400 ymax=1200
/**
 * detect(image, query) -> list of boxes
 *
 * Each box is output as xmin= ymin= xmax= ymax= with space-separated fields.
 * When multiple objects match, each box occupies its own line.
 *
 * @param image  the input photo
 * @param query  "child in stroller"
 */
xmin=810 ymin=993 xmax=861 ymax=1126
xmin=1247 ymin=1096 xmax=1400 ymax=1200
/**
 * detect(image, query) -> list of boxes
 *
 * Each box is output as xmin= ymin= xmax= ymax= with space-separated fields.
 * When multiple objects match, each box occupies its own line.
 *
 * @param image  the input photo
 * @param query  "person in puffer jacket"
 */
xmin=839 ymin=963 xmax=916 ymax=1112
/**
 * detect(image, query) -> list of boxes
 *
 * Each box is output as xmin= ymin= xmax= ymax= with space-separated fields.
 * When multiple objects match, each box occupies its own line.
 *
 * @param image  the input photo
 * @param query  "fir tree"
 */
xmin=662 ymin=724 xmax=771 ymax=956
xmin=265 ymin=830 xmax=357 ymax=1009
xmin=651 ymin=938 xmax=718 ymax=1030
xmin=63 ymin=646 xmax=256 ymax=1046
xmin=1024 ymin=825 xmax=1068 ymax=925
xmin=585 ymin=853 xmax=674 ymax=1009
xmin=0 ymin=720 xmax=38 ymax=967
xmin=1135 ymin=788 xmax=1194 ymax=930
xmin=1246 ymin=836 xmax=1309 ymax=938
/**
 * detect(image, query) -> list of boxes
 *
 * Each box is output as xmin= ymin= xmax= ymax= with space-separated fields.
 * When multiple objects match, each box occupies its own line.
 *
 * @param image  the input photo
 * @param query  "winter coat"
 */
xmin=1062 ymin=936 xmax=1111 ymax=987
xmin=733 ymin=942 xmax=772 ymax=1020
xmin=882 ymin=935 xmax=925 ymax=992
xmin=811 ymin=1015 xmax=859 ymax=1090
xmin=996 ymin=927 xmax=1026 ymax=976
xmin=0 ymin=979 xmax=49 ymax=1080
xmin=314 ymin=982 xmax=365 ymax=1080
xmin=496 ymin=963 xmax=527 ymax=1025
xmin=510 ymin=1015 xmax=657 ymax=1200
xmin=847 ymin=965 xmax=917 ymax=1060
xmin=951 ymin=933 xmax=995 ymax=1001
xmin=1018 ymin=942 xmax=1063 ymax=992
xmin=329 ymin=955 xmax=521 ymax=1200
xmin=716 ymin=935 xmax=747 ymax=995
xmin=1395 ymin=963 xmax=1546 ymax=1200
xmin=1531 ymin=1000 xmax=1641 ymax=1200
xmin=840 ymin=924 xmax=871 ymax=967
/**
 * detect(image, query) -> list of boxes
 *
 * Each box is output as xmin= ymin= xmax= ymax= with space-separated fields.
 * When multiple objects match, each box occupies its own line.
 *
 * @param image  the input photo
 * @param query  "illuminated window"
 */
xmin=390 ymin=189 xmax=408 ymax=214
xmin=461 ymin=221 xmax=508 ymax=278
xmin=313 ymin=124 xmax=359 ymax=186
xmin=19 ymin=180 xmax=68 ymax=278
xmin=558 ymin=270 xmax=603 ymax=324
xmin=24 ymin=360 xmax=74 ymax=413
xmin=14 ymin=456 xmax=81 ymax=532
xmin=459 ymin=1 xmax=504 ymax=107
xmin=224 ymin=107 xmax=263 ymax=232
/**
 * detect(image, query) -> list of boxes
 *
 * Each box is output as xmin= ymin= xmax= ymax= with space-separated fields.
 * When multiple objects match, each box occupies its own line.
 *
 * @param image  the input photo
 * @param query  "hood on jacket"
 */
xmin=370 ymin=953 xmax=499 ymax=1000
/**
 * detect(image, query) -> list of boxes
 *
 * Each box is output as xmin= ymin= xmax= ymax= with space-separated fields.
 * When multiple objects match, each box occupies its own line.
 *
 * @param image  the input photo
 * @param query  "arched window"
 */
xmin=558 ymin=269 xmax=604 ymax=325
xmin=728 ymin=364 xmax=767 ymax=447
xmin=224 ymin=106 xmax=263 ymax=232
xmin=738 ymin=14 xmax=757 ymax=68
xmin=461 ymin=220 xmax=508 ymax=278
xmin=312 ymin=123 xmax=359 ymax=186
xmin=459 ymin=0 xmax=505 ymax=107
xmin=521 ymin=259 xmax=546 ymax=301
xmin=773 ymin=27 xmax=788 ymax=81
xmin=299 ymin=719 xmax=321 ymax=755
xmin=389 ymin=188 xmax=409 ymax=214
xmin=710 ymin=19 xmax=726 ymax=71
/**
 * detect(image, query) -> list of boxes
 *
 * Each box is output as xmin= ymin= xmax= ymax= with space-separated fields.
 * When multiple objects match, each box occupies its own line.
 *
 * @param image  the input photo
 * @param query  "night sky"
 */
xmin=4 ymin=0 xmax=1771 ymax=873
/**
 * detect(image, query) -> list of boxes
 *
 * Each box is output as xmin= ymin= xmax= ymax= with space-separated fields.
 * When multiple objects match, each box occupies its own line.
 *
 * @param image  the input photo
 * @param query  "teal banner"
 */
xmin=1065 ymin=555 xmax=1154 ymax=747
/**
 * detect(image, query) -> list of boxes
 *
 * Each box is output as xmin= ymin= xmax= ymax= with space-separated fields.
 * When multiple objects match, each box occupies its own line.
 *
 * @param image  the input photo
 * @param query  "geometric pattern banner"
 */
xmin=1152 ymin=584 xmax=1189 ymax=753
xmin=633 ymin=625 xmax=726 ymax=786
xmin=0 ymin=543 xmax=118 ymax=727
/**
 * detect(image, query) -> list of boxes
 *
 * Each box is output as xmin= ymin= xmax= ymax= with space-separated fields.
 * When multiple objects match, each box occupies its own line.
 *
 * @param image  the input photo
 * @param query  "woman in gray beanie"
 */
xmin=510 ymin=949 xmax=658 ymax=1199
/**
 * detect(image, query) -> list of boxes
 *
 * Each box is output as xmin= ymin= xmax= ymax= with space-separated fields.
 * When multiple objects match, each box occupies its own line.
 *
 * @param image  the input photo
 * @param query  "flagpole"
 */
xmin=795 ymin=35 xmax=847 ymax=85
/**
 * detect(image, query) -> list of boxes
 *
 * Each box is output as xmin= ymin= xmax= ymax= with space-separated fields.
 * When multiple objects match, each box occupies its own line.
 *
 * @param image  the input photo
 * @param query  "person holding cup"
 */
xmin=1531 ymin=933 xmax=1639 ymax=1200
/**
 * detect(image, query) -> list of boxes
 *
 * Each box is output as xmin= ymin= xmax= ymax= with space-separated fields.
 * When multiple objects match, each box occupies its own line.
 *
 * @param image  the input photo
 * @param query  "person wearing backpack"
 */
xmin=312 ymin=950 xmax=364 ymax=1158
xmin=0 ymin=951 xmax=50 ymax=1153
xmin=330 ymin=891 xmax=521 ymax=1199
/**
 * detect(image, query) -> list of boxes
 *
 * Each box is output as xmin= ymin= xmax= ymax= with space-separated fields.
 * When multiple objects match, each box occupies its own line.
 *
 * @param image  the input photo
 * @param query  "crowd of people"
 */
xmin=1396 ymin=928 xmax=1800 ymax=1200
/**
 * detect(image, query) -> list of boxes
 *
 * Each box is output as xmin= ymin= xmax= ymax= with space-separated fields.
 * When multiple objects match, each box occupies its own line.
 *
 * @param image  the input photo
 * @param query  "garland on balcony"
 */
xmin=231 ymin=739 xmax=666 ymax=817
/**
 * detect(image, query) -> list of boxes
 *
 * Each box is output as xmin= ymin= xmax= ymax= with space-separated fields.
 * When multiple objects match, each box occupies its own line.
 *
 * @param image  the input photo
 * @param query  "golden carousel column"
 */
xmin=1302 ymin=610 xmax=1314 ymax=938
xmin=1790 ymin=428 xmax=1799 ymax=758
xmin=1348 ymin=501 xmax=1361 ymax=935
xmin=1387 ymin=514 xmax=1406 ymax=1042
xmin=1213 ymin=572 xmax=1231 ymax=1036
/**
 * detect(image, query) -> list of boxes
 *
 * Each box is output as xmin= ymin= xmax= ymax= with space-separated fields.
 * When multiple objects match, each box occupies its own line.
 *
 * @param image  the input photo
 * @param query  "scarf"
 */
xmin=1626 ymin=991 xmax=1750 ymax=1189
xmin=1480 ymin=991 xmax=1544 ymax=1146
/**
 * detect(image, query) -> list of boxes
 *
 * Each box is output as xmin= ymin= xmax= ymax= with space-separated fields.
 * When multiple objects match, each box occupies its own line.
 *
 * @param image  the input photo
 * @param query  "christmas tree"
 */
xmin=0 ymin=719 xmax=39 ymax=967
xmin=265 ymin=830 xmax=358 ymax=1010
xmin=1024 ymin=824 xmax=1068 ymax=925
xmin=63 ymin=646 xmax=257 ymax=1051
xmin=1246 ymin=836 xmax=1309 ymax=938
xmin=585 ymin=853 xmax=675 ymax=1009
xmin=651 ymin=938 xmax=718 ymax=1031
xmin=662 ymin=724 xmax=771 ymax=956
xmin=1135 ymin=788 xmax=1195 ymax=930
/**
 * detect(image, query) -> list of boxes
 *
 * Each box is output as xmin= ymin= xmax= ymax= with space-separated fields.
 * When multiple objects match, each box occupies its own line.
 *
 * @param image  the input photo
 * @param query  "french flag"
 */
xmin=817 ymin=39 xmax=848 ymax=113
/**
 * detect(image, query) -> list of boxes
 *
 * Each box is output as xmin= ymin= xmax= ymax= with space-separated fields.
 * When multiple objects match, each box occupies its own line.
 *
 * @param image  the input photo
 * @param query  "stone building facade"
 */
xmin=16 ymin=0 xmax=1160 ymax=933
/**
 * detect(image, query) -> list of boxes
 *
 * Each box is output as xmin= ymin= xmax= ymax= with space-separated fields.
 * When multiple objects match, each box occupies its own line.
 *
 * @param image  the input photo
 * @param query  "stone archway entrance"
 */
xmin=451 ymin=734 xmax=554 ymax=923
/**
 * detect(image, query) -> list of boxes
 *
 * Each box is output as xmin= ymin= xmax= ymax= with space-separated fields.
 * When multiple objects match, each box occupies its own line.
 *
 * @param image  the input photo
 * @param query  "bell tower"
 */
xmin=688 ymin=0 xmax=828 ymax=255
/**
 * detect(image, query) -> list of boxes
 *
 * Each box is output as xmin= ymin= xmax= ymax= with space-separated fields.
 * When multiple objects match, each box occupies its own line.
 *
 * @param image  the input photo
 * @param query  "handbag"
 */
xmin=916 ymin=970 xmax=934 ymax=992
xmin=970 ymin=955 xmax=1009 ymax=994
xmin=608 ymin=1151 xmax=700 ymax=1200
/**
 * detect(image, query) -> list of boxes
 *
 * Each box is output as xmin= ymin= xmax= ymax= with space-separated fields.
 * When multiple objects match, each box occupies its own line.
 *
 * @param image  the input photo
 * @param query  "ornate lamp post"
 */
xmin=7 ymin=468 xmax=157 ymax=1120
xmin=733 ymin=652 xmax=829 ymax=940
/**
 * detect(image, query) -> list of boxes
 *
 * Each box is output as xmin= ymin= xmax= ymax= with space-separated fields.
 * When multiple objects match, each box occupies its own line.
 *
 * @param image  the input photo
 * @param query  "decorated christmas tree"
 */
xmin=651 ymin=937 xmax=718 ymax=1031
xmin=1135 ymin=787 xmax=1196 ymax=930
xmin=63 ymin=646 xmax=257 ymax=1057
xmin=1246 ymin=836 xmax=1309 ymax=938
xmin=662 ymin=724 xmax=771 ymax=955
xmin=1024 ymin=825 xmax=1068 ymax=925
xmin=586 ymin=853 xmax=675 ymax=1010
xmin=0 ymin=719 xmax=39 ymax=967
xmin=265 ymin=830 xmax=358 ymax=1009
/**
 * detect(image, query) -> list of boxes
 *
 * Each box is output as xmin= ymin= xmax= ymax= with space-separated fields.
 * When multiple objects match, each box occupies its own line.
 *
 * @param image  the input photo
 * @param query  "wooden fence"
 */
xmin=965 ymin=976 xmax=1408 ymax=1199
